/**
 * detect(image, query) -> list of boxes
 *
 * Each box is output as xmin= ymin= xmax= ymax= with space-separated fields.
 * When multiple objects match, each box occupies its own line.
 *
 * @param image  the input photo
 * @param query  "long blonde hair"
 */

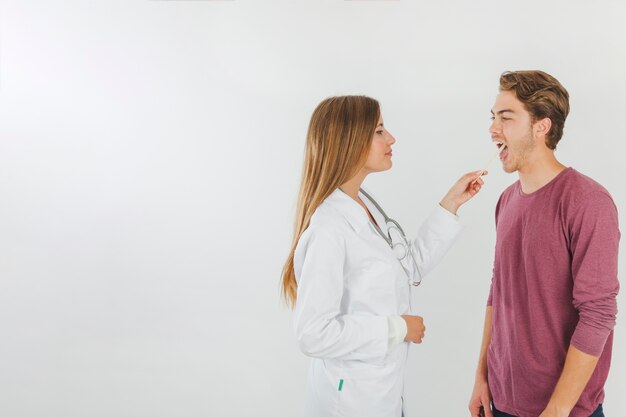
xmin=281 ymin=95 xmax=381 ymax=307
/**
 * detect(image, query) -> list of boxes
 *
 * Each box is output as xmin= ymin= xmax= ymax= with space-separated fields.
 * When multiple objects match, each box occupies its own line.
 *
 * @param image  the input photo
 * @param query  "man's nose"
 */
xmin=489 ymin=119 xmax=500 ymax=136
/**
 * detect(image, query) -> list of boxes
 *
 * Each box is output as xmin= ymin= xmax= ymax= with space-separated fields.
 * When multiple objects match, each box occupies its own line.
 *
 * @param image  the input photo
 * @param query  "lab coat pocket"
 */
xmin=332 ymin=362 xmax=393 ymax=417
xmin=305 ymin=359 xmax=340 ymax=417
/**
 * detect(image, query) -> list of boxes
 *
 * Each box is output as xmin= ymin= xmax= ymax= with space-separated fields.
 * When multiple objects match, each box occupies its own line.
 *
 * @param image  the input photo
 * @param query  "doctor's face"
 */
xmin=363 ymin=116 xmax=396 ymax=174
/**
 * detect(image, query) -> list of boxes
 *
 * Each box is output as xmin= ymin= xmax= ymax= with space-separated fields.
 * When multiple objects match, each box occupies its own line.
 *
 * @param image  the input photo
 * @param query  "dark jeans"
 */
xmin=492 ymin=403 xmax=604 ymax=417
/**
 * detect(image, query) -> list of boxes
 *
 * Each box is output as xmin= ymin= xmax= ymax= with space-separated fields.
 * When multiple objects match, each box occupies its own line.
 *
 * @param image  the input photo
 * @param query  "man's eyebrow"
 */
xmin=490 ymin=109 xmax=515 ymax=115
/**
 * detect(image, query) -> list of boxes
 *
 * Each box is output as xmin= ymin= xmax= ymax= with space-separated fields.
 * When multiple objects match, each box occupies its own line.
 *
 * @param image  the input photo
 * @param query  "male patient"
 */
xmin=468 ymin=70 xmax=620 ymax=417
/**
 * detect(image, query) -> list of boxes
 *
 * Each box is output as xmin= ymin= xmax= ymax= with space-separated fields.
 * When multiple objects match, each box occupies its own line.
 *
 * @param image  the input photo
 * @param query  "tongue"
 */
xmin=500 ymin=146 xmax=508 ymax=160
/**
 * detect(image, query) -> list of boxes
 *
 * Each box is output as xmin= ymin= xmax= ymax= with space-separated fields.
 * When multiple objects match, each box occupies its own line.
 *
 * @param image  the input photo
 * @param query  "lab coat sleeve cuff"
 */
xmin=437 ymin=203 xmax=461 ymax=222
xmin=429 ymin=204 xmax=464 ymax=233
xmin=387 ymin=315 xmax=407 ymax=351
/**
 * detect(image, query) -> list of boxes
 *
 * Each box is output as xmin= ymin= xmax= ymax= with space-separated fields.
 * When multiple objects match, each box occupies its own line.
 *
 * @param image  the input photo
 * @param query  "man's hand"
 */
xmin=401 ymin=315 xmax=425 ymax=344
xmin=468 ymin=377 xmax=492 ymax=417
xmin=538 ymin=345 xmax=600 ymax=417
xmin=538 ymin=404 xmax=569 ymax=417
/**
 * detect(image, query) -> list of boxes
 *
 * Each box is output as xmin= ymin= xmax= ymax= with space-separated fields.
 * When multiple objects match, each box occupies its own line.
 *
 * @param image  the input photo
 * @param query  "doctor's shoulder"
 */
xmin=294 ymin=203 xmax=350 ymax=261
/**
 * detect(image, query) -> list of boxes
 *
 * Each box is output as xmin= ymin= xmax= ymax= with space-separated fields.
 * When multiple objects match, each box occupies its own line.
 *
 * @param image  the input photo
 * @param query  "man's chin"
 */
xmin=502 ymin=164 xmax=517 ymax=174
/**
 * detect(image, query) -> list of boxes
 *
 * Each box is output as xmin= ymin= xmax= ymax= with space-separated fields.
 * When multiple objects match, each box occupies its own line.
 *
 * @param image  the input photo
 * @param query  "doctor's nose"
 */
xmin=387 ymin=133 xmax=396 ymax=144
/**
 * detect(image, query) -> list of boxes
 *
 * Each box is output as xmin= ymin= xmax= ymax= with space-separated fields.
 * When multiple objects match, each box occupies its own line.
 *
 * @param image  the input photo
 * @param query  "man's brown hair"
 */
xmin=499 ymin=70 xmax=570 ymax=150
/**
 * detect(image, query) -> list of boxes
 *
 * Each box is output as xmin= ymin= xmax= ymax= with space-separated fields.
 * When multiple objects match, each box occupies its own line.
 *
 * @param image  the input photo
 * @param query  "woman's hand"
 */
xmin=439 ymin=170 xmax=486 ymax=215
xmin=402 ymin=315 xmax=425 ymax=344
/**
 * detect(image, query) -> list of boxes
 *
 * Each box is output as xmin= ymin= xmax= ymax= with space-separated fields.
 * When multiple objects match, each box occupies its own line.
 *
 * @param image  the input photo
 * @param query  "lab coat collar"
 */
xmin=325 ymin=188 xmax=372 ymax=233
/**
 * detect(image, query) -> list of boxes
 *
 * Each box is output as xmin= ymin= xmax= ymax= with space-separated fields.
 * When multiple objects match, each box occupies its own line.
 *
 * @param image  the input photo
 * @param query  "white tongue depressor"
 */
xmin=472 ymin=145 xmax=506 ymax=184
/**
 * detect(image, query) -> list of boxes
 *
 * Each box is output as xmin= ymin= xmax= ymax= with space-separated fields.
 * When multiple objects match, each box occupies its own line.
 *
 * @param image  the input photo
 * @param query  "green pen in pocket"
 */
xmin=338 ymin=379 xmax=344 ymax=391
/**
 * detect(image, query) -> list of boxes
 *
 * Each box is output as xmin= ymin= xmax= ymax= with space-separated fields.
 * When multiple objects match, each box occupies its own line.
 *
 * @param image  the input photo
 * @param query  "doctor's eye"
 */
xmin=376 ymin=130 xmax=384 ymax=135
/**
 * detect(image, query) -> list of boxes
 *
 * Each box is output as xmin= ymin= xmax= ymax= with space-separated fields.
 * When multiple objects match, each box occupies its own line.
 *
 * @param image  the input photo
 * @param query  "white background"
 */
xmin=0 ymin=1 xmax=624 ymax=416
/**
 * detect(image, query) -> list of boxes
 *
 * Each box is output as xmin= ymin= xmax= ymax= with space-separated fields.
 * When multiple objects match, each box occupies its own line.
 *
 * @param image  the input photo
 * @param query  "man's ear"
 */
xmin=534 ymin=117 xmax=552 ymax=137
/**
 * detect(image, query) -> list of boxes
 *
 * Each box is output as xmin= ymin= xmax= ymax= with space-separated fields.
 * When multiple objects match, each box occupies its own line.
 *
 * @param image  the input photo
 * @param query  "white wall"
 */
xmin=0 ymin=1 xmax=624 ymax=416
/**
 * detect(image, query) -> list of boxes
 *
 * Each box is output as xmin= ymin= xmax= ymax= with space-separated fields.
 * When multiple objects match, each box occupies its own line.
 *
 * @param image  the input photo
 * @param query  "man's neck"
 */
xmin=518 ymin=152 xmax=567 ymax=194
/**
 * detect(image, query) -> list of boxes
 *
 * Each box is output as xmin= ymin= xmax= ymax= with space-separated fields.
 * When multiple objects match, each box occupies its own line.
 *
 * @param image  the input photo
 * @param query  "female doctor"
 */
xmin=281 ymin=96 xmax=485 ymax=417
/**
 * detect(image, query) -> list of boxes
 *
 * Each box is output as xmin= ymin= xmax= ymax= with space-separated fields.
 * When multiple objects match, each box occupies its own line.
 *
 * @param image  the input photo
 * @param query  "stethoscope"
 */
xmin=358 ymin=188 xmax=423 ymax=287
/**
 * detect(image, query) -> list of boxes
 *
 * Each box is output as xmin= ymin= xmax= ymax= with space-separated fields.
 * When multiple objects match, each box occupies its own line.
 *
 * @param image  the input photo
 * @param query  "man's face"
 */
xmin=489 ymin=90 xmax=537 ymax=174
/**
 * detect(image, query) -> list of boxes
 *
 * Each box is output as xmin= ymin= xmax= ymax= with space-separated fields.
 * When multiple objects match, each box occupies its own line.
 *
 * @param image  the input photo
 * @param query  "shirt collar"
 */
xmin=324 ymin=188 xmax=372 ymax=232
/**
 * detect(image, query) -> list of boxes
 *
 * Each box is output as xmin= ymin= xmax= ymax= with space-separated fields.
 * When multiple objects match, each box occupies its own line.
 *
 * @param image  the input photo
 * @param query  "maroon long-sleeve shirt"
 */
xmin=487 ymin=168 xmax=620 ymax=417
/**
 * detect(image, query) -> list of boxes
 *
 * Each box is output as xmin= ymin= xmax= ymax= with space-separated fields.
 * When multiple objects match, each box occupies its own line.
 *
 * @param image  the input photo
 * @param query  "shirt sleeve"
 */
xmin=569 ymin=192 xmax=620 ymax=357
xmin=293 ymin=226 xmax=388 ymax=362
xmin=486 ymin=277 xmax=494 ymax=307
xmin=387 ymin=315 xmax=408 ymax=351
xmin=488 ymin=194 xmax=505 ymax=307
xmin=410 ymin=204 xmax=465 ymax=279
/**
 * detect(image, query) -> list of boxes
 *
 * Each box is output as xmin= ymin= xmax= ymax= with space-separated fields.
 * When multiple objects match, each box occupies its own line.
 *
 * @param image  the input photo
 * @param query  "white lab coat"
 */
xmin=293 ymin=188 xmax=463 ymax=417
